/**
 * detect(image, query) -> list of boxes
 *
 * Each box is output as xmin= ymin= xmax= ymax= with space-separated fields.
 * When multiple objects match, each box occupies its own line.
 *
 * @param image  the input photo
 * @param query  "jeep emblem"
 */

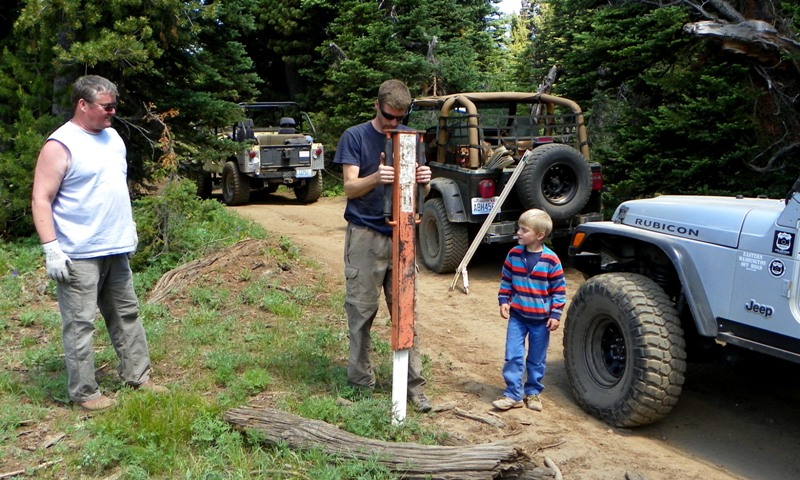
xmin=745 ymin=299 xmax=774 ymax=318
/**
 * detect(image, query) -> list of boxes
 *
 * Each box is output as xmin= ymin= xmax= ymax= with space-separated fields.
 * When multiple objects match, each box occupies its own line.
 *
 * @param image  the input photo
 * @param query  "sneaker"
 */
xmin=410 ymin=393 xmax=432 ymax=413
xmin=77 ymin=395 xmax=117 ymax=411
xmin=524 ymin=394 xmax=543 ymax=411
xmin=134 ymin=380 xmax=168 ymax=394
xmin=492 ymin=395 xmax=523 ymax=410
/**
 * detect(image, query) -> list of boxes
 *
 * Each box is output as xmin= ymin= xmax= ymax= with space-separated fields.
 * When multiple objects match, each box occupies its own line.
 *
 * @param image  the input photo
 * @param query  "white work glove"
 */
xmin=128 ymin=229 xmax=138 ymax=260
xmin=42 ymin=240 xmax=73 ymax=283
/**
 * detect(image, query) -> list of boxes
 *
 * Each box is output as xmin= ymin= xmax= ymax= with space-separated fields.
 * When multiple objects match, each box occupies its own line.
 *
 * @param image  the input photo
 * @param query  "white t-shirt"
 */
xmin=48 ymin=121 xmax=137 ymax=258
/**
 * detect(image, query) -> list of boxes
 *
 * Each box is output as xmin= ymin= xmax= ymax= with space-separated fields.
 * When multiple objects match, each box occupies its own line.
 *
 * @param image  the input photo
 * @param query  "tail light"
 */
xmin=248 ymin=150 xmax=258 ymax=159
xmin=478 ymin=179 xmax=495 ymax=198
xmin=314 ymin=147 xmax=323 ymax=158
xmin=590 ymin=165 xmax=603 ymax=191
xmin=534 ymin=137 xmax=554 ymax=145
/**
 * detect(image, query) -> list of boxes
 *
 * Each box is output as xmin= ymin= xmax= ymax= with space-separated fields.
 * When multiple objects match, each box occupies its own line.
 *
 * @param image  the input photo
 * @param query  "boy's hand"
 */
xmin=500 ymin=303 xmax=510 ymax=319
xmin=547 ymin=318 xmax=560 ymax=331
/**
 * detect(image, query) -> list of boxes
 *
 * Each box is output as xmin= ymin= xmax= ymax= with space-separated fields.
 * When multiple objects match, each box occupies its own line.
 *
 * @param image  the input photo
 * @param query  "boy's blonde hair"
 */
xmin=518 ymin=209 xmax=553 ymax=237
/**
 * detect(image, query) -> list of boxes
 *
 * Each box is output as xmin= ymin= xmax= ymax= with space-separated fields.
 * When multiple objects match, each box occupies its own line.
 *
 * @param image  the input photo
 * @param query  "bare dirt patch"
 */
xmin=232 ymin=191 xmax=800 ymax=480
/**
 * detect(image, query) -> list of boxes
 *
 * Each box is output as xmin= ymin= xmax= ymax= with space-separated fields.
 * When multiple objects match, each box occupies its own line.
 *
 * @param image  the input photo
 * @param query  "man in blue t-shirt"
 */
xmin=333 ymin=79 xmax=433 ymax=412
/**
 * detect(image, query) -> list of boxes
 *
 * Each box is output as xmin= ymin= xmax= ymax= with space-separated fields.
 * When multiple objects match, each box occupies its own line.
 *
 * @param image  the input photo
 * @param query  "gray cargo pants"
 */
xmin=57 ymin=254 xmax=152 ymax=403
xmin=343 ymin=223 xmax=426 ymax=397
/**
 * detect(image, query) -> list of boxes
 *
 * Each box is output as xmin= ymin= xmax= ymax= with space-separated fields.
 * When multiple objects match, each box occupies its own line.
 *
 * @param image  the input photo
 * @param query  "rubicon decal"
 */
xmin=744 ymin=299 xmax=774 ymax=318
xmin=632 ymin=218 xmax=700 ymax=237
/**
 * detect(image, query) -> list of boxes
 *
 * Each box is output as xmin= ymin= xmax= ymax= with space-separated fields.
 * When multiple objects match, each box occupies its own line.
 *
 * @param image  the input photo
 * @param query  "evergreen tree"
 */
xmin=529 ymin=0 xmax=800 ymax=206
xmin=318 ymin=0 xmax=501 ymax=140
xmin=0 ymin=0 xmax=261 ymax=237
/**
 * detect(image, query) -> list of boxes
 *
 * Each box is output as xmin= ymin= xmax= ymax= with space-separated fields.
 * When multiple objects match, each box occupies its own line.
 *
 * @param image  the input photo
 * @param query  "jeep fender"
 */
xmin=574 ymin=222 xmax=717 ymax=337
xmin=428 ymin=177 xmax=468 ymax=223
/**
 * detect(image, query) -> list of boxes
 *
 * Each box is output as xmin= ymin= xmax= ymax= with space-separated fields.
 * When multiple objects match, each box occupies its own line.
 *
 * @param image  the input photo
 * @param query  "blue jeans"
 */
xmin=501 ymin=315 xmax=550 ymax=401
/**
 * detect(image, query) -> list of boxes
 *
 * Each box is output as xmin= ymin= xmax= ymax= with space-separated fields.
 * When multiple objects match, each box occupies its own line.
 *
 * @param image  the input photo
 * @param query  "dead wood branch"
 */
xmin=40 ymin=432 xmax=66 ymax=450
xmin=683 ymin=19 xmax=800 ymax=61
xmin=454 ymin=407 xmax=507 ymax=428
xmin=147 ymin=238 xmax=268 ymax=304
xmin=224 ymin=406 xmax=556 ymax=479
xmin=531 ymin=439 xmax=566 ymax=455
xmin=536 ymin=65 xmax=558 ymax=95
xmin=431 ymin=400 xmax=459 ymax=412
xmin=543 ymin=457 xmax=562 ymax=480
xmin=706 ymin=0 xmax=745 ymax=23
xmin=0 ymin=458 xmax=63 ymax=479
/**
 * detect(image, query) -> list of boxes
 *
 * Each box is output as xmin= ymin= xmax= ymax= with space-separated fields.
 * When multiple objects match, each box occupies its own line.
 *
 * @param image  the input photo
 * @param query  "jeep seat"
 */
xmin=278 ymin=117 xmax=297 ymax=134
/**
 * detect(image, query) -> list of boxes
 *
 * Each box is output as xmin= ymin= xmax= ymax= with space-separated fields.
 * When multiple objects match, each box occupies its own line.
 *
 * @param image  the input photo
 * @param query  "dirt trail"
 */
xmin=234 ymin=193 xmax=800 ymax=480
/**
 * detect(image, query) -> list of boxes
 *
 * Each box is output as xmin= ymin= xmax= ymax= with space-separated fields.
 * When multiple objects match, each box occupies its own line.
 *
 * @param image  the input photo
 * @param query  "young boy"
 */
xmin=492 ymin=209 xmax=566 ymax=412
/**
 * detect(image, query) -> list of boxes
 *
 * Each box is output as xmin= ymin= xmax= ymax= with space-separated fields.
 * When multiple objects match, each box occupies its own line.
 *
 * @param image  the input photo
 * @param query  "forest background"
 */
xmin=2 ymin=0 xmax=800 ymax=239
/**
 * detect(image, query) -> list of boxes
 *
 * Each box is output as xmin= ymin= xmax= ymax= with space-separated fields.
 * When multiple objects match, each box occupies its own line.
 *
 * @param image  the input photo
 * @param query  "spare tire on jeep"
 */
xmin=517 ymin=143 xmax=592 ymax=220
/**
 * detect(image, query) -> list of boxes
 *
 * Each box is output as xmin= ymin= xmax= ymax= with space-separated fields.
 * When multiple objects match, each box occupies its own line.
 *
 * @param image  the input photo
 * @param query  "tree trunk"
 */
xmin=224 ymin=406 xmax=557 ymax=480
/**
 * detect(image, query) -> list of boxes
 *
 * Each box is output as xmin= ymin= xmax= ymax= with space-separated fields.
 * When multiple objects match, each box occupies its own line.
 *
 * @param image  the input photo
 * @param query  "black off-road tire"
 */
xmin=222 ymin=161 xmax=250 ymax=206
xmin=195 ymin=173 xmax=213 ymax=199
xmin=563 ymin=272 xmax=686 ymax=427
xmin=517 ymin=143 xmax=592 ymax=221
xmin=419 ymin=197 xmax=468 ymax=273
xmin=294 ymin=173 xmax=322 ymax=203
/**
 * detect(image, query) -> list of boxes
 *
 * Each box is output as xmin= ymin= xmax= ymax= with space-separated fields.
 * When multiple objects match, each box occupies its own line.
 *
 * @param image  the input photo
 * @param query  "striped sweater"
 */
xmin=498 ymin=244 xmax=566 ymax=322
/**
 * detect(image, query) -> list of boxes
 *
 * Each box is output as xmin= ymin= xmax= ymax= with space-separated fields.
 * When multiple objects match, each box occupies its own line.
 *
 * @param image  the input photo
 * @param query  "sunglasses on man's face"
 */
xmin=96 ymin=102 xmax=118 ymax=112
xmin=379 ymin=107 xmax=407 ymax=121
xmin=85 ymin=98 xmax=117 ymax=112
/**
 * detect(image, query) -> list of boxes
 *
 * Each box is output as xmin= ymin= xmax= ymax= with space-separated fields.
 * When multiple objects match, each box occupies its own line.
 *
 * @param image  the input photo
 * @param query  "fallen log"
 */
xmin=224 ymin=406 xmax=555 ymax=479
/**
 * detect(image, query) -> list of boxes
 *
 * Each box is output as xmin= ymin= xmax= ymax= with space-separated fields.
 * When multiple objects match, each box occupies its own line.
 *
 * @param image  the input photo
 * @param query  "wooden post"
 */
xmin=385 ymin=130 xmax=421 ymax=424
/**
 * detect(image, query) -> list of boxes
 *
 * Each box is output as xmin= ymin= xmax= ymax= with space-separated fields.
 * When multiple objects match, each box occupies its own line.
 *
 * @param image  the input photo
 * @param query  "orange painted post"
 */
xmin=384 ymin=129 xmax=423 ymax=423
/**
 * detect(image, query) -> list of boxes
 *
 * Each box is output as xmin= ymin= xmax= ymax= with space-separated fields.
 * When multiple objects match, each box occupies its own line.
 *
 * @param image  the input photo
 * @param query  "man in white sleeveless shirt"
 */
xmin=32 ymin=75 xmax=166 ymax=411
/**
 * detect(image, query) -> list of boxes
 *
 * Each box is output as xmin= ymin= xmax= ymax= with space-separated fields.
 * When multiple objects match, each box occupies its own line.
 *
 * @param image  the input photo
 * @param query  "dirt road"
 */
xmin=234 ymin=193 xmax=800 ymax=480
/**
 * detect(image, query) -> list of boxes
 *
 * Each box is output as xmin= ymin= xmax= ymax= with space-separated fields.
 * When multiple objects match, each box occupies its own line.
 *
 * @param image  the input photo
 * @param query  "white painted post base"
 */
xmin=392 ymin=349 xmax=409 ymax=424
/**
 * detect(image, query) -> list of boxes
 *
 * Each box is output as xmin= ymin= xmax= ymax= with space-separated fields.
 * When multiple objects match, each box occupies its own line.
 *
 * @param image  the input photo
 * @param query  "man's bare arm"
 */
xmin=31 ymin=141 xmax=69 ymax=243
xmin=342 ymin=160 xmax=394 ymax=199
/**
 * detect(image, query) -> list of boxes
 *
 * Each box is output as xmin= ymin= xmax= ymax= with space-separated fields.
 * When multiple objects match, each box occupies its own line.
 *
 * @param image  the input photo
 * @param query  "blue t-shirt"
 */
xmin=334 ymin=121 xmax=411 ymax=236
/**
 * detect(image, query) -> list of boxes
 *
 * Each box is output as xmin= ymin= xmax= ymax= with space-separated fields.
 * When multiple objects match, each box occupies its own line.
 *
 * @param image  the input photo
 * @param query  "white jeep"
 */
xmin=565 ymin=179 xmax=800 ymax=426
xmin=197 ymin=102 xmax=324 ymax=205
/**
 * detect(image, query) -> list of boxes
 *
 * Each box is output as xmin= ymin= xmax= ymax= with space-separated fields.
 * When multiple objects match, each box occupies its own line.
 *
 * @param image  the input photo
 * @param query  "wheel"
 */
xmin=563 ymin=272 xmax=686 ymax=427
xmin=221 ymin=161 xmax=250 ymax=206
xmin=517 ymin=143 xmax=591 ymax=221
xmin=419 ymin=197 xmax=468 ymax=273
xmin=294 ymin=172 xmax=322 ymax=203
xmin=195 ymin=173 xmax=213 ymax=199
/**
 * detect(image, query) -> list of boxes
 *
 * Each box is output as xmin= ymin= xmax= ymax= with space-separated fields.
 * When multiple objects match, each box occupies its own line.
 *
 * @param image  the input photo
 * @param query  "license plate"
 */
xmin=299 ymin=150 xmax=310 ymax=158
xmin=471 ymin=196 xmax=498 ymax=215
xmin=296 ymin=168 xmax=314 ymax=178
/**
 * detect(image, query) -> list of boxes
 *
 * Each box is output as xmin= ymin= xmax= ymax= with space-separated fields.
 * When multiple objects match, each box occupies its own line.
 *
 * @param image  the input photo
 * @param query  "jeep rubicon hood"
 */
xmin=613 ymin=195 xmax=785 ymax=247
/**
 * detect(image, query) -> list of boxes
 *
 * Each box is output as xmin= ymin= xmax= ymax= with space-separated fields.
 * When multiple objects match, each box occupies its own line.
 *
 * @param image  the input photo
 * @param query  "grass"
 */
xmin=0 ymin=178 xmax=435 ymax=479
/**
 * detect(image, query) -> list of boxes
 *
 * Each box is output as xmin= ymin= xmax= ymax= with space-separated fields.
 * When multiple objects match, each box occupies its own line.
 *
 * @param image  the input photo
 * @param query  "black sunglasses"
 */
xmin=95 ymin=102 xmax=118 ymax=112
xmin=379 ymin=107 xmax=407 ymax=121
